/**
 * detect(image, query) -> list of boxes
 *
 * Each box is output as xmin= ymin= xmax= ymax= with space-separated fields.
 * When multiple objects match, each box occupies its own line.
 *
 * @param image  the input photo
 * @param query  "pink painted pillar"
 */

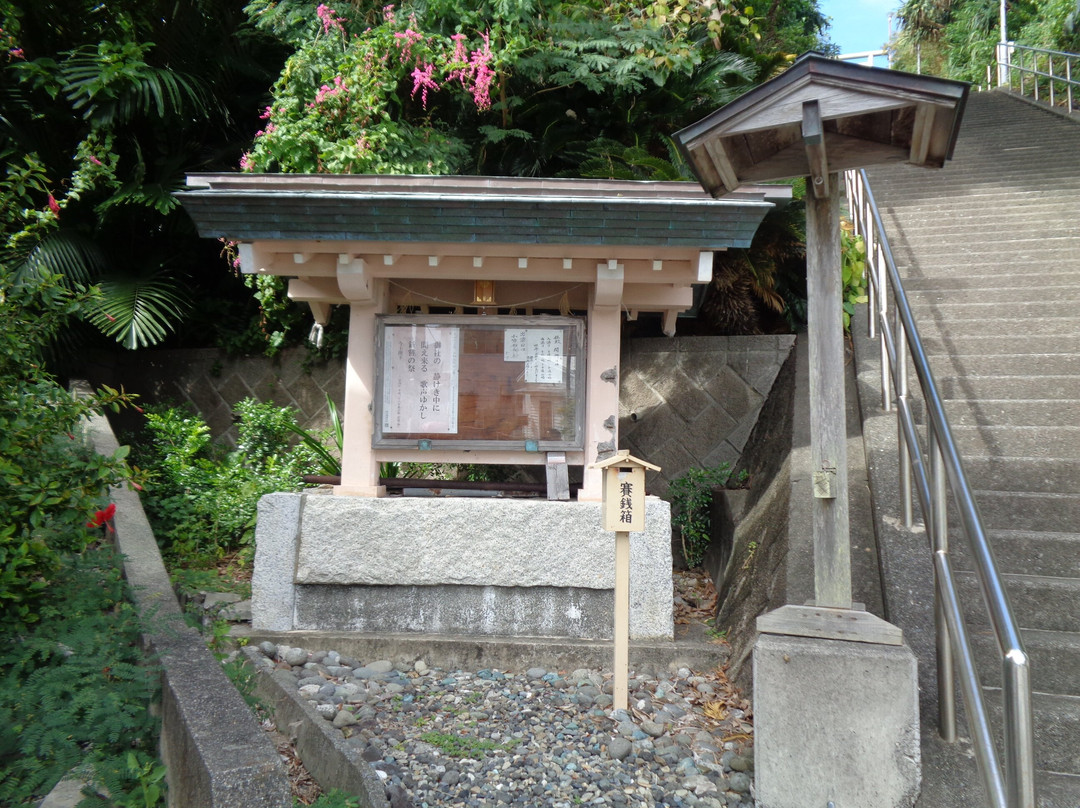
xmin=580 ymin=299 xmax=622 ymax=501
xmin=335 ymin=301 xmax=385 ymax=497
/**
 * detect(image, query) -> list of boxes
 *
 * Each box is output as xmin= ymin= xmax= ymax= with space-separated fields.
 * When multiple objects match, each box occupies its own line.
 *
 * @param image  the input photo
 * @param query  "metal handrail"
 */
xmin=845 ymin=169 xmax=1036 ymax=808
xmin=996 ymin=42 xmax=1078 ymax=114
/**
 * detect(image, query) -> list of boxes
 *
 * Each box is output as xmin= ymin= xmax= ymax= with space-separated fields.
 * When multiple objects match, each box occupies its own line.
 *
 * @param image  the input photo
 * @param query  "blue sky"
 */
xmin=819 ymin=0 xmax=901 ymax=65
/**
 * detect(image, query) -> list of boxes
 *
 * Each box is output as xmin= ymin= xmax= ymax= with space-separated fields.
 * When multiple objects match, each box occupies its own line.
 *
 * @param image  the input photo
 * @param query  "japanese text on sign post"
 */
xmin=602 ymin=467 xmax=646 ymax=532
xmin=382 ymin=324 xmax=460 ymax=434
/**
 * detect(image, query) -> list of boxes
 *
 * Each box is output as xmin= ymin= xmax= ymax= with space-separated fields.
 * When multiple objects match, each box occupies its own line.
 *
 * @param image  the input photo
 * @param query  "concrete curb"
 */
xmin=81 ymin=392 xmax=291 ymax=808
xmin=243 ymin=646 xmax=390 ymax=808
xmin=245 ymin=629 xmax=730 ymax=680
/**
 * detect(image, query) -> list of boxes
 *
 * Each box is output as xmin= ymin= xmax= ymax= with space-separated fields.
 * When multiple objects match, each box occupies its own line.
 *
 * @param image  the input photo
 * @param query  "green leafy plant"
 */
xmin=668 ymin=462 xmax=737 ymax=568
xmin=303 ymin=791 xmax=362 ymax=808
xmin=133 ymin=398 xmax=317 ymax=563
xmin=840 ymin=224 xmax=868 ymax=332
xmin=287 ymin=394 xmax=343 ymax=477
xmin=221 ymin=657 xmax=269 ymax=720
xmin=0 ymin=265 xmax=139 ymax=625
xmin=0 ymin=547 xmax=163 ymax=806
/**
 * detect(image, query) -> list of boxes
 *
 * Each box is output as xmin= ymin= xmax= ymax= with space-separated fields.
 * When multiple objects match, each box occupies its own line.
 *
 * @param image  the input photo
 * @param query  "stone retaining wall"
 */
xmin=620 ymin=335 xmax=795 ymax=495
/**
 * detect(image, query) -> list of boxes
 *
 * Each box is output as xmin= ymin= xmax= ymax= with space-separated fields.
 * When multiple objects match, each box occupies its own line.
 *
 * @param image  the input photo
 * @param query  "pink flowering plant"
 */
xmin=242 ymin=3 xmax=510 ymax=174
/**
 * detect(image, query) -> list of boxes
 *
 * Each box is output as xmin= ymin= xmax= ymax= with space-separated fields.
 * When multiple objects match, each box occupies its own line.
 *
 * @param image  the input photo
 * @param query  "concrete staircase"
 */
xmin=863 ymin=91 xmax=1080 ymax=806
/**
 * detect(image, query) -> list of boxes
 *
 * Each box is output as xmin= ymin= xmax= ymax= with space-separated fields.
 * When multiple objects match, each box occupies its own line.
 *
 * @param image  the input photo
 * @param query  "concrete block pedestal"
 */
xmin=252 ymin=492 xmax=674 ymax=641
xmin=753 ymin=627 xmax=920 ymax=808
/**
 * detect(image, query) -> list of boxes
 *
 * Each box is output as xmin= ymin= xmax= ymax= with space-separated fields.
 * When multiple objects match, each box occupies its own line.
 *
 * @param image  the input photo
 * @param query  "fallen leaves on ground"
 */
xmin=673 ymin=568 xmax=719 ymax=626
xmin=263 ymin=719 xmax=322 ymax=804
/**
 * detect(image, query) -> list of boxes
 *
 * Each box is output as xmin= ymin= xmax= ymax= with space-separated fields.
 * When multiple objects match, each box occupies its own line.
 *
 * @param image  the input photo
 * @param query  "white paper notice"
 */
xmin=524 ymin=329 xmax=564 ymax=384
xmin=504 ymin=328 xmax=528 ymax=362
xmin=382 ymin=325 xmax=459 ymax=433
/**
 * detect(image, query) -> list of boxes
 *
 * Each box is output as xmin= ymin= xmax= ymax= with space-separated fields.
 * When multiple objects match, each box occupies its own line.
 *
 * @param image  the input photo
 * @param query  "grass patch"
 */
xmin=169 ymin=559 xmax=251 ymax=602
xmin=418 ymin=731 xmax=514 ymax=759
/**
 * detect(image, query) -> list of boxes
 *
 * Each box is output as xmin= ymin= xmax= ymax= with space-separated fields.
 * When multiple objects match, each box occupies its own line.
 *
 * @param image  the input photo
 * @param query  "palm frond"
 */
xmin=59 ymin=44 xmax=211 ymax=127
xmin=88 ymin=273 xmax=191 ymax=349
xmin=11 ymin=230 xmax=106 ymax=288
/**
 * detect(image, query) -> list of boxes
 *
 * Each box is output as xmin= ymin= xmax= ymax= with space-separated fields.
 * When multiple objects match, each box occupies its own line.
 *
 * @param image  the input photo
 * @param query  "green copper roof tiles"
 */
xmin=178 ymin=174 xmax=781 ymax=250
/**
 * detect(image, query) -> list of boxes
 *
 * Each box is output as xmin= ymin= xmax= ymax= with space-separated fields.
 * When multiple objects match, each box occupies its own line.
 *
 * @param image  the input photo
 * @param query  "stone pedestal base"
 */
xmin=753 ymin=631 xmax=920 ymax=808
xmin=252 ymin=492 xmax=673 ymax=640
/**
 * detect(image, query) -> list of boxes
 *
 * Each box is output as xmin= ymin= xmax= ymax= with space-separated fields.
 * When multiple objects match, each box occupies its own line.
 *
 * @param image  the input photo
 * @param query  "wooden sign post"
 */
xmin=590 ymin=450 xmax=660 ymax=712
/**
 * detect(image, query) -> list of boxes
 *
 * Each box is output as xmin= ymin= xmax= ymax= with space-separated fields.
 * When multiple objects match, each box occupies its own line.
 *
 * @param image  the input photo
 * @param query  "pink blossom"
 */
xmin=9 ymin=47 xmax=23 ymax=59
xmin=383 ymin=4 xmax=395 ymax=22
xmin=393 ymin=28 xmax=423 ymax=63
xmin=316 ymin=4 xmax=345 ymax=35
xmin=469 ymin=34 xmax=495 ymax=111
xmin=447 ymin=33 xmax=496 ymax=111
xmin=450 ymin=33 xmax=467 ymax=65
xmin=410 ymin=62 xmax=439 ymax=108
xmin=88 ymin=155 xmax=103 ymax=166
xmin=47 ymin=194 xmax=60 ymax=215
xmin=239 ymin=152 xmax=254 ymax=171
xmin=312 ymin=76 xmax=347 ymax=105
xmin=259 ymin=105 xmax=273 ymax=120
xmin=356 ymin=136 xmax=371 ymax=152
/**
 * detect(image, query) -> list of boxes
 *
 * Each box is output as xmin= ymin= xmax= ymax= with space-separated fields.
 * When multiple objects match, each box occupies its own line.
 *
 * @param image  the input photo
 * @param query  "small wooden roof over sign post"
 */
xmin=674 ymin=54 xmax=967 ymax=624
xmin=675 ymin=52 xmax=969 ymax=199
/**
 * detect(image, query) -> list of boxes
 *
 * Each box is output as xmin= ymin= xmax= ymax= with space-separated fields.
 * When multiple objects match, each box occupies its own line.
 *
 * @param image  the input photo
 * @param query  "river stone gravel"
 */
xmin=250 ymin=642 xmax=754 ymax=808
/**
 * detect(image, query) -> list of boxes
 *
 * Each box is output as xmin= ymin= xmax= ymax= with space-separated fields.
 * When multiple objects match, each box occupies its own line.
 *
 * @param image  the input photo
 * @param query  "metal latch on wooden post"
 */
xmin=813 ymin=462 xmax=837 ymax=499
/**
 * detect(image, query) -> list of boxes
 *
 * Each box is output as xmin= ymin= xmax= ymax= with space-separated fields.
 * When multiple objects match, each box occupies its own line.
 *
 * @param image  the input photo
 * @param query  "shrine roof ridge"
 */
xmin=178 ymin=173 xmax=786 ymax=249
xmin=182 ymin=172 xmax=791 ymax=205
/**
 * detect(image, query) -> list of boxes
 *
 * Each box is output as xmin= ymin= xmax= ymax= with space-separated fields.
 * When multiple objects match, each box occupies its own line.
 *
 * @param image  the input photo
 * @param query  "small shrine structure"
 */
xmin=178 ymin=174 xmax=786 ymax=642
xmin=180 ymin=174 xmax=785 ymax=501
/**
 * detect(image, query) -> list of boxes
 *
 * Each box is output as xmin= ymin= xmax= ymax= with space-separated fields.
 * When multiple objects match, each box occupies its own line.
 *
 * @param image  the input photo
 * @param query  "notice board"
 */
xmin=374 ymin=315 xmax=585 ymax=450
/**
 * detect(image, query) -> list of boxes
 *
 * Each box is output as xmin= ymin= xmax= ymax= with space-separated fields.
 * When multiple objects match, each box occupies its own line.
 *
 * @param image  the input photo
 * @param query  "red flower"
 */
xmin=87 ymin=503 xmax=116 ymax=530
xmin=47 ymin=194 xmax=60 ymax=215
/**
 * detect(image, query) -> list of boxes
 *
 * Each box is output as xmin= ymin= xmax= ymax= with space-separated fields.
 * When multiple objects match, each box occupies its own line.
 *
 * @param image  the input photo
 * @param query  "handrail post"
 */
xmin=878 ymin=242 xmax=891 ymax=412
xmin=1049 ymin=55 xmax=1056 ymax=107
xmin=1003 ymin=649 xmax=1036 ymax=808
xmin=896 ymin=309 xmax=913 ymax=527
xmin=864 ymin=186 xmax=877 ymax=341
xmin=930 ymin=428 xmax=956 ymax=742
xmin=1068 ymin=57 xmax=1074 ymax=114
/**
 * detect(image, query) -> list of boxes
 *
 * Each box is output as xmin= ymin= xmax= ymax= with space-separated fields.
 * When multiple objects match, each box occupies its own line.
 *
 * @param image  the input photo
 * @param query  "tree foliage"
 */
xmin=0 ymin=0 xmax=287 ymax=353
xmin=892 ymin=0 xmax=1080 ymax=81
xmin=242 ymin=0 xmax=830 ymax=178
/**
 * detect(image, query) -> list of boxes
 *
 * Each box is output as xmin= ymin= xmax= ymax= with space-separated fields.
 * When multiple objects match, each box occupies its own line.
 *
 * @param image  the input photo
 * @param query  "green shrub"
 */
xmin=669 ymin=462 xmax=739 ymax=569
xmin=0 ymin=547 xmax=162 ymax=806
xmin=133 ymin=398 xmax=317 ymax=562
xmin=0 ymin=269 xmax=136 ymax=625
xmin=841 ymin=226 xmax=868 ymax=331
xmin=304 ymin=790 xmax=362 ymax=808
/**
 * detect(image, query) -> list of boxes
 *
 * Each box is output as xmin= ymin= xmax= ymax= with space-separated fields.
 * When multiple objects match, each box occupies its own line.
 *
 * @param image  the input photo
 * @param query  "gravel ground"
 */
xmin=249 ymin=642 xmax=754 ymax=808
